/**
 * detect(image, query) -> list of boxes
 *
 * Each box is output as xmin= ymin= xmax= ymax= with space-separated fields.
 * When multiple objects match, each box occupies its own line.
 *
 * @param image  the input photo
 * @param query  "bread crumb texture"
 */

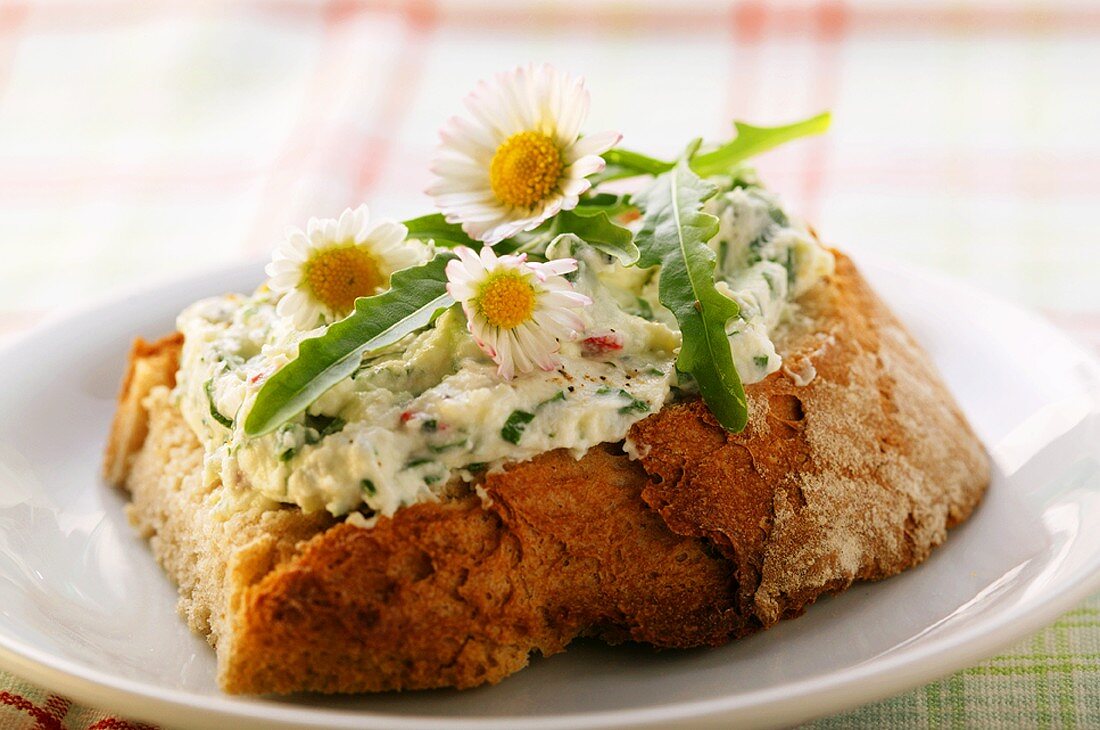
xmin=104 ymin=253 xmax=989 ymax=694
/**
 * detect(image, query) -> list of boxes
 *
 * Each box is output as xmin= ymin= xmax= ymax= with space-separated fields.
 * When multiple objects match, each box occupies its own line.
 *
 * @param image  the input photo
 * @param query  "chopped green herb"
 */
xmin=464 ymin=462 xmax=488 ymax=473
xmin=501 ymin=410 xmax=536 ymax=444
xmin=405 ymin=457 xmax=433 ymax=468
xmin=617 ymin=392 xmax=650 ymax=415
xmin=761 ymin=269 xmax=777 ymax=295
xmin=768 ymin=206 xmax=789 ymax=227
xmin=203 ymin=379 xmax=234 ymax=429
xmin=360 ymin=479 xmax=377 ymax=495
xmin=539 ymin=390 xmax=566 ymax=407
xmin=278 ymin=447 xmax=297 ymax=463
xmin=717 ymin=239 xmax=729 ymax=268
xmin=303 ymin=413 xmax=345 ymax=444
xmin=645 ymin=367 xmax=665 ymax=377
xmin=424 ymin=474 xmax=441 ymax=485
xmin=428 ymin=439 xmax=467 ymax=454
xmin=754 ymin=355 xmax=770 ymax=369
xmin=596 ymin=386 xmax=651 ymax=415
xmin=421 ymin=418 xmax=438 ymax=432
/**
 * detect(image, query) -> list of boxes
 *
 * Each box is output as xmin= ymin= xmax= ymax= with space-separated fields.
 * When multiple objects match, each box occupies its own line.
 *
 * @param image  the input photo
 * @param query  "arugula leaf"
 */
xmin=691 ymin=112 xmax=831 ymax=177
xmin=244 ymin=253 xmax=457 ymax=437
xmin=596 ymin=112 xmax=830 ymax=183
xmin=633 ymin=158 xmax=748 ymax=433
xmin=552 ymin=209 xmax=639 ymax=265
xmin=594 ymin=148 xmax=674 ymax=184
xmin=402 ymin=213 xmax=481 ymax=249
xmin=574 ymin=192 xmax=631 ymax=212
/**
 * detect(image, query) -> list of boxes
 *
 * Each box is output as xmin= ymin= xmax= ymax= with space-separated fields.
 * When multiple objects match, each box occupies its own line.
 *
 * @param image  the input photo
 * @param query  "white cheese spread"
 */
xmin=174 ymin=184 xmax=834 ymax=517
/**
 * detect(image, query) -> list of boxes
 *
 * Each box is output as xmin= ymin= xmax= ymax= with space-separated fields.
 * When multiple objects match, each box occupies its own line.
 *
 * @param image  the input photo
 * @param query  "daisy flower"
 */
xmin=446 ymin=246 xmax=591 ymax=379
xmin=266 ymin=205 xmax=422 ymax=330
xmin=427 ymin=64 xmax=621 ymax=245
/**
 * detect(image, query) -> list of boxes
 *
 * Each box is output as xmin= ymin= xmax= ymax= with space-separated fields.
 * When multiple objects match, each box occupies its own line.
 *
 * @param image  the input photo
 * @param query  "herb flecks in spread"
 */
xmin=174 ymin=65 xmax=835 ymax=518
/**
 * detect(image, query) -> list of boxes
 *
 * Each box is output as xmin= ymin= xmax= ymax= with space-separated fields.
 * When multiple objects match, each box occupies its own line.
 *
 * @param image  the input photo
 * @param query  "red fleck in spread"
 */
xmin=582 ymin=333 xmax=624 ymax=356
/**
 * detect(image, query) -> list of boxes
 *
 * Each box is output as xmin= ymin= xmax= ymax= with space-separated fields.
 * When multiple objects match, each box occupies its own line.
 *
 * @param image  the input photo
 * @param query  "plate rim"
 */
xmin=1 ymin=253 xmax=1099 ymax=730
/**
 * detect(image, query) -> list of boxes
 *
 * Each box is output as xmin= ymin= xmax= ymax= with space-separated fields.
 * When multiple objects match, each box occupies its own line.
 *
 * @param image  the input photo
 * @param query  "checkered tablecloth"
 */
xmin=1 ymin=0 xmax=1098 ymax=727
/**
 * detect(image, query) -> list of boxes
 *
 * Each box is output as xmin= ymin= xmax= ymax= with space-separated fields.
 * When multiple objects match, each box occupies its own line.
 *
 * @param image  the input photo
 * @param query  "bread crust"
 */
xmin=103 ymin=333 xmax=183 ymax=488
xmin=108 ymin=253 xmax=989 ymax=694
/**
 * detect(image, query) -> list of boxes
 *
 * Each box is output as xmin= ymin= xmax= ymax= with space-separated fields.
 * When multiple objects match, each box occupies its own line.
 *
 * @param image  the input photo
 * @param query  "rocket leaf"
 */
xmin=553 ymin=209 xmax=639 ymax=266
xmin=597 ymin=111 xmax=831 ymax=181
xmin=633 ymin=158 xmax=748 ymax=432
xmin=691 ymin=112 xmax=831 ymax=176
xmin=244 ymin=253 xmax=457 ymax=437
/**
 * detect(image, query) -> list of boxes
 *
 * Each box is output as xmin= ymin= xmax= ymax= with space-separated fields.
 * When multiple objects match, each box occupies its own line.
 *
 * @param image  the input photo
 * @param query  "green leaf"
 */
xmin=594 ymin=148 xmax=673 ymax=184
xmin=553 ymin=209 xmax=639 ymax=265
xmin=244 ymin=253 xmax=457 ymax=437
xmin=203 ymin=379 xmax=234 ymax=429
xmin=500 ymin=410 xmax=535 ymax=444
xmin=595 ymin=386 xmax=651 ymax=415
xmin=691 ymin=111 xmax=831 ymax=177
xmin=594 ymin=112 xmax=830 ymax=183
xmin=402 ymin=213 xmax=481 ymax=249
xmin=633 ymin=158 xmax=748 ymax=433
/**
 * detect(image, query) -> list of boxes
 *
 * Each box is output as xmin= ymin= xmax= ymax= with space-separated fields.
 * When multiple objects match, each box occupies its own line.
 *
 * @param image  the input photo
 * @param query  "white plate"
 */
xmin=1 ymin=254 xmax=1099 ymax=730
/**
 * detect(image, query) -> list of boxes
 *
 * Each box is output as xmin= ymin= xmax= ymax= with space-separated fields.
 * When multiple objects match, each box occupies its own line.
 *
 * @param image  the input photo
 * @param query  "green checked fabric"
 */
xmin=808 ymin=599 xmax=1100 ymax=728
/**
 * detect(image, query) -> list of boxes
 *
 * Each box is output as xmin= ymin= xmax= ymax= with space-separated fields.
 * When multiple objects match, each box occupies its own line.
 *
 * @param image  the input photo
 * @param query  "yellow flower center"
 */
xmin=302 ymin=245 xmax=384 ymax=315
xmin=489 ymin=131 xmax=563 ymax=209
xmin=476 ymin=271 xmax=537 ymax=329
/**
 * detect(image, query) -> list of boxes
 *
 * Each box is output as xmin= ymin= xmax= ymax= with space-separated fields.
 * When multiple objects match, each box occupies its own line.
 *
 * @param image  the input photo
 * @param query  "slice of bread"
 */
xmin=104 ymin=253 xmax=989 ymax=694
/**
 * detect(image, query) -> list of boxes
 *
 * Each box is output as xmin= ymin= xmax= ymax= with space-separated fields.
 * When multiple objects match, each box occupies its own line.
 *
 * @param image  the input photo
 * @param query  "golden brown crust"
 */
xmin=103 ymin=333 xmax=183 ymax=488
xmin=630 ymin=254 xmax=989 ymax=626
xmin=227 ymin=448 xmax=739 ymax=693
xmin=109 ymin=253 xmax=989 ymax=694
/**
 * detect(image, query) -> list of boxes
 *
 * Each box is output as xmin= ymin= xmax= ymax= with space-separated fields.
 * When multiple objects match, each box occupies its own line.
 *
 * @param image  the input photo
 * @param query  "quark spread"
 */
xmin=174 ymin=184 xmax=834 ymax=517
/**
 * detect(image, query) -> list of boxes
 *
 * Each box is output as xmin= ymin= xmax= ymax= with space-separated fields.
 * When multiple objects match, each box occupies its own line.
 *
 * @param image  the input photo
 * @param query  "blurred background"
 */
xmin=0 ymin=0 xmax=1097 ymax=349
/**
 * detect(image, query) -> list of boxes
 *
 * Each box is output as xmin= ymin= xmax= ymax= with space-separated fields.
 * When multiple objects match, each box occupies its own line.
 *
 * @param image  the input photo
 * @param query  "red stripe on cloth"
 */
xmin=242 ymin=0 xmax=362 ymax=255
xmin=87 ymin=718 xmax=157 ymax=730
xmin=727 ymin=1 xmax=766 ymax=117
xmin=42 ymin=694 xmax=70 ymax=721
xmin=371 ymin=1 xmax=1100 ymax=36
xmin=18 ymin=1 xmax=1100 ymax=36
xmin=0 ymin=2 xmax=28 ymax=102
xmin=800 ymin=0 xmax=847 ymax=221
xmin=352 ymin=0 xmax=436 ymax=198
xmin=0 ymin=691 xmax=64 ymax=730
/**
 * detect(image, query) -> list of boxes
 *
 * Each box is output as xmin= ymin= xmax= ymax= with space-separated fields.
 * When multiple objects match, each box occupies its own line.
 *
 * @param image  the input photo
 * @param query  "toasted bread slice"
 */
xmin=104 ymin=253 xmax=989 ymax=694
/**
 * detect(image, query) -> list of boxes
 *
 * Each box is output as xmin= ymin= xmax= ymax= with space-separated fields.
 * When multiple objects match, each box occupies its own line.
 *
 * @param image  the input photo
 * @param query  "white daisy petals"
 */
xmin=428 ymin=64 xmax=620 ymax=245
xmin=265 ymin=204 xmax=425 ymax=331
xmin=445 ymin=245 xmax=591 ymax=380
